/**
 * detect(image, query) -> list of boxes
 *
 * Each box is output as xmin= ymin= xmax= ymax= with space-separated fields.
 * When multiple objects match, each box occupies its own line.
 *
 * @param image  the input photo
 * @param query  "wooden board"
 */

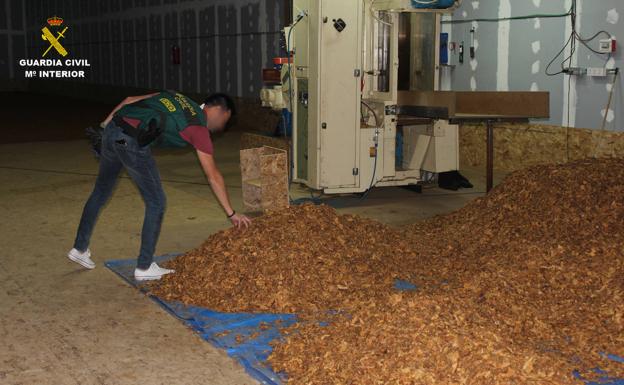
xmin=455 ymin=92 xmax=549 ymax=118
xmin=240 ymin=147 xmax=262 ymax=182
xmin=397 ymin=91 xmax=550 ymax=120
xmin=242 ymin=183 xmax=262 ymax=210
xmin=240 ymin=132 xmax=290 ymax=152
xmin=260 ymin=151 xmax=289 ymax=211
xmin=240 ymin=146 xmax=289 ymax=212
xmin=459 ymin=122 xmax=624 ymax=172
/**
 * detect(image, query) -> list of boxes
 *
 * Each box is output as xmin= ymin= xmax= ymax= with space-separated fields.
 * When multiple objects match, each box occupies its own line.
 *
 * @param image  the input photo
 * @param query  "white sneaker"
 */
xmin=134 ymin=262 xmax=175 ymax=281
xmin=67 ymin=248 xmax=95 ymax=269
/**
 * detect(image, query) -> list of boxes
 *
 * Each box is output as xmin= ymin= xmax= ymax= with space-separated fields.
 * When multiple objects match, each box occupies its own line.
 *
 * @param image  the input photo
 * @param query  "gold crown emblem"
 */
xmin=47 ymin=16 xmax=64 ymax=27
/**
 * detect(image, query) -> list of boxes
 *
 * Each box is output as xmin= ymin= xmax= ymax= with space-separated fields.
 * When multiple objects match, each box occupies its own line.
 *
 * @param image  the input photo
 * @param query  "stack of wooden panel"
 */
xmin=240 ymin=146 xmax=289 ymax=212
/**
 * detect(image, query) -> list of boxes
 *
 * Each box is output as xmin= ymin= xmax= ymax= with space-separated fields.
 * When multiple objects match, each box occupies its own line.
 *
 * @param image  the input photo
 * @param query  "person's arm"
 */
xmin=196 ymin=149 xmax=251 ymax=229
xmin=102 ymin=92 xmax=160 ymax=126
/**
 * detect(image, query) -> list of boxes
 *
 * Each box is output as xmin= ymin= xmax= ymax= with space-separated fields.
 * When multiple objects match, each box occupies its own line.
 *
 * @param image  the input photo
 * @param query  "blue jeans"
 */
xmin=73 ymin=122 xmax=166 ymax=269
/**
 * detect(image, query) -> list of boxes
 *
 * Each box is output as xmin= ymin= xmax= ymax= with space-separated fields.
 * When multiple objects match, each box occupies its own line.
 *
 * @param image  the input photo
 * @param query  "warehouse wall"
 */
xmin=0 ymin=0 xmax=27 ymax=90
xmin=22 ymin=0 xmax=286 ymax=100
xmin=442 ymin=0 xmax=624 ymax=131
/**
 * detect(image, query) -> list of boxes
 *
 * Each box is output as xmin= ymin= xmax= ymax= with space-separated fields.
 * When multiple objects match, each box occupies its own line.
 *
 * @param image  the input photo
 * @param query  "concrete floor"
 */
xmin=0 ymin=130 xmax=502 ymax=384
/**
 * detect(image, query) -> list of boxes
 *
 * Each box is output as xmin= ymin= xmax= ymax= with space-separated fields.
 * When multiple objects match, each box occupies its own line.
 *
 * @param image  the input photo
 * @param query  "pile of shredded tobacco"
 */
xmin=151 ymin=158 xmax=624 ymax=384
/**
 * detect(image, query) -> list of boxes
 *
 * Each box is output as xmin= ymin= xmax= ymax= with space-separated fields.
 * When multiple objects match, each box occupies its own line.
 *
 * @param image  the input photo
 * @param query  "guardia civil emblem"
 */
xmin=41 ymin=16 xmax=69 ymax=57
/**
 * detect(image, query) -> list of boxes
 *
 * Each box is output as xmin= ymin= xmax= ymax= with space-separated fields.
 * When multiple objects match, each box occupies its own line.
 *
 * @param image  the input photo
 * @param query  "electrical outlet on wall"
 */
xmin=587 ymin=67 xmax=608 ymax=77
xmin=599 ymin=38 xmax=617 ymax=53
xmin=564 ymin=67 xmax=587 ymax=76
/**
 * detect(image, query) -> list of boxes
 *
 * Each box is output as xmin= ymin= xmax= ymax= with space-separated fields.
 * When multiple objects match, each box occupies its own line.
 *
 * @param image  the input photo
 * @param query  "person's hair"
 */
xmin=203 ymin=93 xmax=236 ymax=117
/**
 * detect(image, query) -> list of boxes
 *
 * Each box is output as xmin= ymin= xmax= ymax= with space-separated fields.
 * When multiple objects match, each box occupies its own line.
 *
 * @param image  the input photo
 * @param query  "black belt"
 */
xmin=113 ymin=116 xmax=163 ymax=147
xmin=113 ymin=116 xmax=141 ymax=137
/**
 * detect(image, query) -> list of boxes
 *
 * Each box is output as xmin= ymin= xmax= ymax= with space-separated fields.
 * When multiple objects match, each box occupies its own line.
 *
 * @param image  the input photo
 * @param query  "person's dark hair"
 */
xmin=204 ymin=93 xmax=236 ymax=117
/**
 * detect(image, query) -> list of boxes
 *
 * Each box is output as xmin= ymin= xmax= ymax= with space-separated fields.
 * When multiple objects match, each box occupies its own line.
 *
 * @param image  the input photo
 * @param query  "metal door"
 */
xmin=296 ymin=79 xmax=309 ymax=181
xmin=319 ymin=0 xmax=361 ymax=188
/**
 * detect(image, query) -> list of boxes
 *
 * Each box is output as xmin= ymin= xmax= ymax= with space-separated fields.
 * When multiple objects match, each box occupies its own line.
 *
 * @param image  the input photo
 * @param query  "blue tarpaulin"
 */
xmin=394 ymin=279 xmax=419 ymax=291
xmin=106 ymin=255 xmax=623 ymax=385
xmin=106 ymin=255 xmax=294 ymax=385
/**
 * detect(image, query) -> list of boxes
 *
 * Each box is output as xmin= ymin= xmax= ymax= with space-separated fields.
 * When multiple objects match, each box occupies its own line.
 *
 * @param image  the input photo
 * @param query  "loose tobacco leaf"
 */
xmin=151 ymin=159 xmax=624 ymax=384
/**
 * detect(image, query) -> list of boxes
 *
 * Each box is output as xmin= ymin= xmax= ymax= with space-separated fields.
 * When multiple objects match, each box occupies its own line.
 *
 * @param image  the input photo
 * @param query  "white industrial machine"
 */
xmin=261 ymin=0 xmax=549 ymax=194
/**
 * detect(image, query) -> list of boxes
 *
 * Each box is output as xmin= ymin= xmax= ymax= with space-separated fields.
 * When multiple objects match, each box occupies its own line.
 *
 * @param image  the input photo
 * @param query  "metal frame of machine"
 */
xmin=284 ymin=0 xmax=463 ymax=194
xmin=261 ymin=0 xmax=549 ymax=194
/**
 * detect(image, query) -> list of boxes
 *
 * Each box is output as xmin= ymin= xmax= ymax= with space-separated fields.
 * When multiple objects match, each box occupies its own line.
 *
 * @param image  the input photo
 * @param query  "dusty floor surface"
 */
xmin=0 ymin=95 xmax=501 ymax=384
